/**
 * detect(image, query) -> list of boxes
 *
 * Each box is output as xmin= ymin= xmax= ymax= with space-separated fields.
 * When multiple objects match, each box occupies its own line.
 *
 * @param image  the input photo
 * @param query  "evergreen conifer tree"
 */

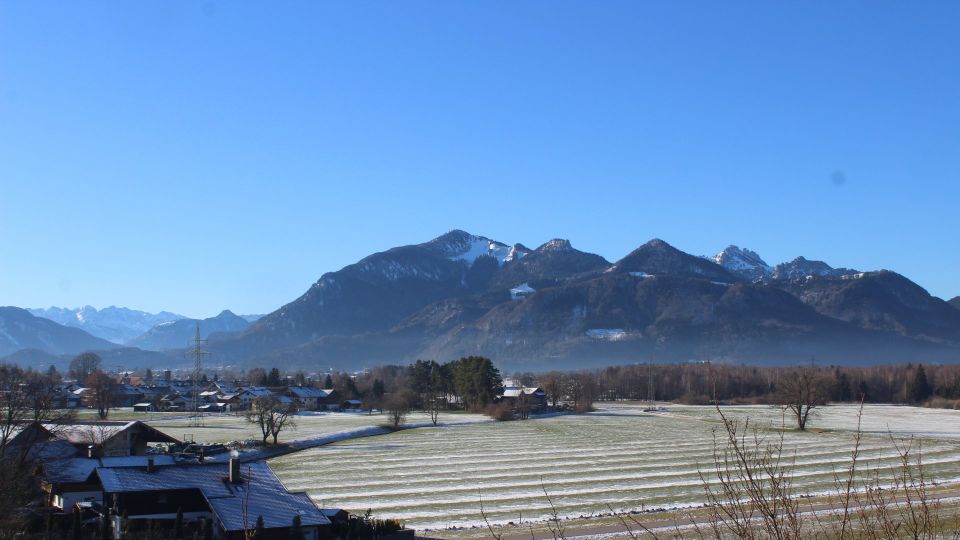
xmin=908 ymin=364 xmax=932 ymax=403
xmin=174 ymin=507 xmax=184 ymax=540
xmin=253 ymin=516 xmax=265 ymax=539
xmin=289 ymin=514 xmax=305 ymax=540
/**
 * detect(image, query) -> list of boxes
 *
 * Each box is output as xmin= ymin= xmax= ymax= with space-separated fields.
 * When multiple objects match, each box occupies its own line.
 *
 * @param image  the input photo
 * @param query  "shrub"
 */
xmin=483 ymin=402 xmax=515 ymax=421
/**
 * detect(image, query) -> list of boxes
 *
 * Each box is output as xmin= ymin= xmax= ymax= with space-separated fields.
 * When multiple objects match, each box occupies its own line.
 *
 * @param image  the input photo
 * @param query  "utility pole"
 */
xmin=647 ymin=364 xmax=655 ymax=404
xmin=189 ymin=322 xmax=210 ymax=427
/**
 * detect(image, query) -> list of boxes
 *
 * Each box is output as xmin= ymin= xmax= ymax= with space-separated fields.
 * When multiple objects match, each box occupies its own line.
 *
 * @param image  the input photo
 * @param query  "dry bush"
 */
xmin=924 ymin=397 xmax=960 ymax=410
xmin=690 ymin=402 xmax=958 ymax=540
xmin=484 ymin=402 xmax=515 ymax=421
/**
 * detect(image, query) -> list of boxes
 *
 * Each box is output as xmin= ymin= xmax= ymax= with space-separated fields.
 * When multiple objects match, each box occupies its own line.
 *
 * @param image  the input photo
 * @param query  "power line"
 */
xmin=188 ymin=321 xmax=210 ymax=428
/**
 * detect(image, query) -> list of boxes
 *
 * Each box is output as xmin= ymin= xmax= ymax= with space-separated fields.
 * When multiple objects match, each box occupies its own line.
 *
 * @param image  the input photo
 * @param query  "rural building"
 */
xmin=97 ymin=458 xmax=333 ymax=539
xmin=113 ymin=384 xmax=145 ymax=407
xmin=341 ymin=399 xmax=362 ymax=410
xmin=133 ymin=402 xmax=156 ymax=412
xmin=50 ymin=421 xmax=180 ymax=457
xmin=285 ymin=386 xmax=326 ymax=410
xmin=500 ymin=386 xmax=548 ymax=411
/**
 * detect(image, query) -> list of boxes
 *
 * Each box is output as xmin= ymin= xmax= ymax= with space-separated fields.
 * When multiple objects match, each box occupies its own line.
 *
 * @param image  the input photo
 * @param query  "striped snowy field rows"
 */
xmin=270 ymin=405 xmax=960 ymax=531
xmin=148 ymin=410 xmax=490 ymax=444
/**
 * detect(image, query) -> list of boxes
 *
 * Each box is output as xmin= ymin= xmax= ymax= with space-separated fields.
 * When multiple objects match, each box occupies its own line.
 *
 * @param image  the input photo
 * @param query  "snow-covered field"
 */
xmin=269 ymin=404 xmax=960 ymax=531
xmin=662 ymin=403 xmax=960 ymax=440
xmin=147 ymin=411 xmax=489 ymax=445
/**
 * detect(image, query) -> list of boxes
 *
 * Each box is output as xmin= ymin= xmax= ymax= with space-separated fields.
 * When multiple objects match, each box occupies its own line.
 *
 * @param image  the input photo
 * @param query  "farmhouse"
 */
xmin=499 ymin=386 xmax=548 ymax=411
xmin=285 ymin=386 xmax=326 ymax=410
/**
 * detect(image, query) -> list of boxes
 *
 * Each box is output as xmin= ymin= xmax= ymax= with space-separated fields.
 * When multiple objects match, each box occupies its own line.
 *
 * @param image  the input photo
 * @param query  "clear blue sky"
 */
xmin=1 ymin=2 xmax=958 ymax=318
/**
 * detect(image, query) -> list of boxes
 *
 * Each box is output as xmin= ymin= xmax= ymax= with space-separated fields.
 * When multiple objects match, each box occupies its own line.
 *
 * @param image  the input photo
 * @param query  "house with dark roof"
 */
xmin=113 ymin=383 xmax=145 ymax=407
xmin=16 ymin=421 xmax=180 ymax=458
xmin=97 ymin=457 xmax=333 ymax=539
xmin=41 ymin=454 xmax=179 ymax=511
xmin=284 ymin=386 xmax=327 ymax=411
xmin=499 ymin=386 xmax=548 ymax=411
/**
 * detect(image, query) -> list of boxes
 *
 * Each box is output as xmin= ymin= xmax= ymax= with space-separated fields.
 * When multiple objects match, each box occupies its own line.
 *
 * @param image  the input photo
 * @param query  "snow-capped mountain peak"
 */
xmin=771 ymin=256 xmax=858 ymax=280
xmin=536 ymin=239 xmax=574 ymax=252
xmin=430 ymin=230 xmax=513 ymax=266
xmin=27 ymin=305 xmax=186 ymax=344
xmin=713 ymin=245 xmax=772 ymax=281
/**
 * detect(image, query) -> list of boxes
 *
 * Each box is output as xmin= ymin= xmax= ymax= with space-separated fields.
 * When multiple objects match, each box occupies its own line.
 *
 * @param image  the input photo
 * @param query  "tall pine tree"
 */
xmin=289 ymin=514 xmax=305 ymax=540
xmin=253 ymin=516 xmax=265 ymax=539
xmin=908 ymin=364 xmax=932 ymax=403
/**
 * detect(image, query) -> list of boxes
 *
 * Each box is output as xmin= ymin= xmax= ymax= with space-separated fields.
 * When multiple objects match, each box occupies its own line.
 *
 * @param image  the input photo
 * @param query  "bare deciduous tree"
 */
xmin=777 ymin=366 xmax=827 ymax=431
xmin=540 ymin=372 xmax=564 ymax=409
xmin=385 ymin=390 xmax=415 ymax=429
xmin=85 ymin=370 xmax=116 ymax=420
xmin=69 ymin=351 xmax=102 ymax=382
xmin=245 ymin=396 xmax=297 ymax=445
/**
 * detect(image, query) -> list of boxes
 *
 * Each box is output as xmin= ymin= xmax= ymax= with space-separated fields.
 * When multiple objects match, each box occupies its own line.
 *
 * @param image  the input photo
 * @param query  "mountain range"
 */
xmin=201 ymin=230 xmax=960 ymax=370
xmin=27 ymin=306 xmax=186 ymax=344
xmin=126 ymin=310 xmax=255 ymax=351
xmin=0 ymin=307 xmax=121 ymax=357
xmin=4 ymin=230 xmax=959 ymax=371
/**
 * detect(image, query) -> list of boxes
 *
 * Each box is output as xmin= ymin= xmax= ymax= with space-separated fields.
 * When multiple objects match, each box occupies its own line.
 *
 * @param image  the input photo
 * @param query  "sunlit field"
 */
xmin=270 ymin=404 xmax=960 ymax=531
xmin=146 ymin=410 xmax=489 ymax=445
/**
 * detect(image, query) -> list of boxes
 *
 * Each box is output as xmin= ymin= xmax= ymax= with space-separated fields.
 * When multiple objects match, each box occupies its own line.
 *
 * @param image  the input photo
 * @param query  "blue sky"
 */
xmin=1 ymin=2 xmax=958 ymax=318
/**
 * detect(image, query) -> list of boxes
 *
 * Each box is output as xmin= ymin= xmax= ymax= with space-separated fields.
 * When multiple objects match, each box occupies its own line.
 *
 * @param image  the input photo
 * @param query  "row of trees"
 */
xmin=515 ymin=362 xmax=951 ymax=408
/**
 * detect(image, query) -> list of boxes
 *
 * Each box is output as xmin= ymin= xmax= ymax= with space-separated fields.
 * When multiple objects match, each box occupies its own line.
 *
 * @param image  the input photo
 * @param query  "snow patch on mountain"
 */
xmin=536 ymin=239 xmax=573 ymax=252
xmin=359 ymin=259 xmax=443 ymax=281
xmin=505 ymin=244 xmax=531 ymax=263
xmin=586 ymin=328 xmax=628 ymax=341
xmin=771 ymin=256 xmax=858 ymax=280
xmin=449 ymin=236 xmax=512 ymax=265
xmin=510 ymin=283 xmax=536 ymax=300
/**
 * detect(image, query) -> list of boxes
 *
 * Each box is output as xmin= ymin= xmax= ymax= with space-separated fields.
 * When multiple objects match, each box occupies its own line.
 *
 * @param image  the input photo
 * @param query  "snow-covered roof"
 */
xmin=44 ymin=455 xmax=177 ymax=484
xmin=501 ymin=387 xmax=545 ymax=398
xmin=96 ymin=462 xmax=331 ymax=531
xmin=50 ymin=421 xmax=179 ymax=446
xmin=115 ymin=384 xmax=143 ymax=396
xmin=239 ymin=387 xmax=273 ymax=397
xmin=287 ymin=387 xmax=327 ymax=399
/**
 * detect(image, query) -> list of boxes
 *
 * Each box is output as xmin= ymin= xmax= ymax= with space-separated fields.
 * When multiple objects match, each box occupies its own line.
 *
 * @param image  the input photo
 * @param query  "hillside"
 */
xmin=127 ymin=310 xmax=253 ymax=351
xmin=0 ymin=307 xmax=122 ymax=357
xmin=202 ymin=231 xmax=960 ymax=370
